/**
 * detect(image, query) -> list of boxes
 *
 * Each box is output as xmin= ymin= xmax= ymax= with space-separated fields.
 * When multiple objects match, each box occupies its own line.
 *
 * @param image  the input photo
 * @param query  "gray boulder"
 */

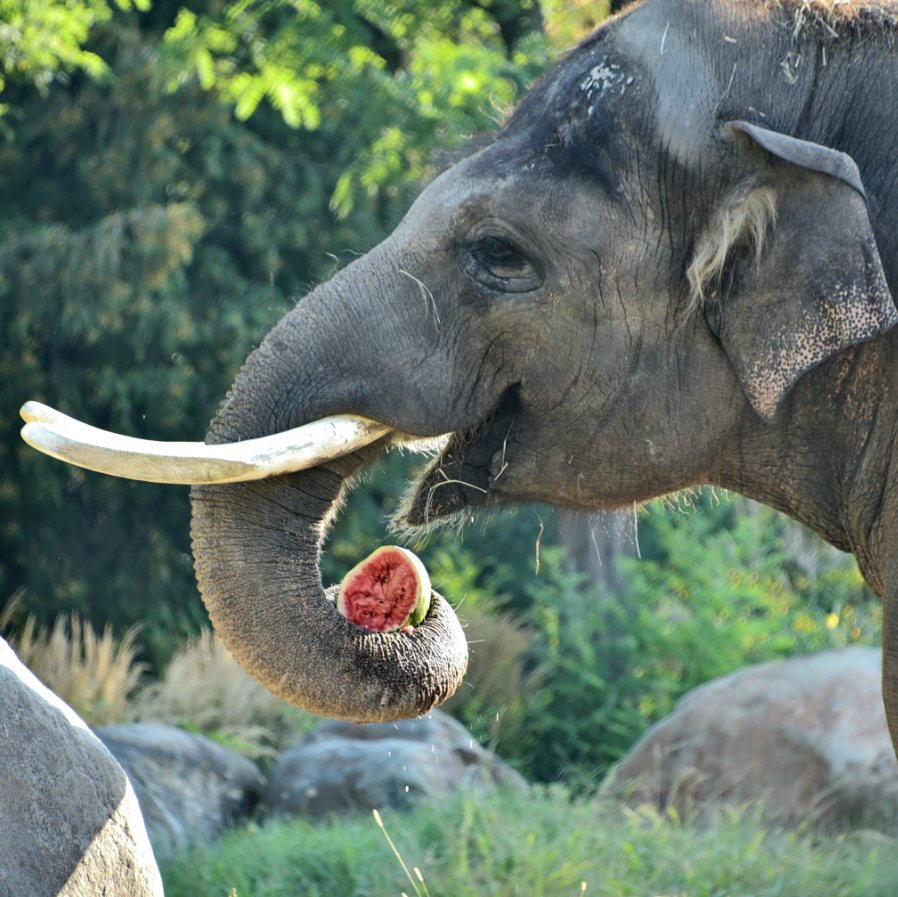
xmin=602 ymin=647 xmax=898 ymax=829
xmin=262 ymin=709 xmax=525 ymax=819
xmin=96 ymin=722 xmax=264 ymax=857
xmin=0 ymin=636 xmax=163 ymax=897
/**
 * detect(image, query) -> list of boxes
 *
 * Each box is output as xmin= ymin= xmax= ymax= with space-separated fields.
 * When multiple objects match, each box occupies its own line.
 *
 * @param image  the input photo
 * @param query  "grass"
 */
xmin=159 ymin=786 xmax=898 ymax=897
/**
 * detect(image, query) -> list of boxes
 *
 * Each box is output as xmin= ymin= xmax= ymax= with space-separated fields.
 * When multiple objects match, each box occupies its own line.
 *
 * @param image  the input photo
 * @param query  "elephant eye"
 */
xmin=475 ymin=237 xmax=528 ymax=273
xmin=462 ymin=236 xmax=543 ymax=293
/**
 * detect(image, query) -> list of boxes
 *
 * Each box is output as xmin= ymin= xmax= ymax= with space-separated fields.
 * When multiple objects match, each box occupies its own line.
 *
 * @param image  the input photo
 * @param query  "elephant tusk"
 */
xmin=19 ymin=401 xmax=392 ymax=485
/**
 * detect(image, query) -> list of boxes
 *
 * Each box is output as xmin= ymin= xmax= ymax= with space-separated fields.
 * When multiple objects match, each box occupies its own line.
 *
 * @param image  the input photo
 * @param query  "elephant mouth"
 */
xmin=399 ymin=387 xmax=522 ymax=528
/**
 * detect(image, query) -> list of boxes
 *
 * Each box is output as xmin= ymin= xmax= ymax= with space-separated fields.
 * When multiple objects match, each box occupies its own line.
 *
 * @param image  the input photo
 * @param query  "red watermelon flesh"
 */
xmin=337 ymin=546 xmax=431 ymax=632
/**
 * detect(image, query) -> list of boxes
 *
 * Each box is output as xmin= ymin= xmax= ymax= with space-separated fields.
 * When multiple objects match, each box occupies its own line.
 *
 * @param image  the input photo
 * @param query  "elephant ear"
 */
xmin=693 ymin=120 xmax=897 ymax=421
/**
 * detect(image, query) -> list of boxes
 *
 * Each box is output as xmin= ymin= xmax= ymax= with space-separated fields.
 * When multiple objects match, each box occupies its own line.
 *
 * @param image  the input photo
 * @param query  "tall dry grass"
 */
xmin=2 ymin=591 xmax=145 ymax=727
xmin=2 ymin=592 xmax=315 ymax=751
xmin=126 ymin=628 xmax=317 ymax=758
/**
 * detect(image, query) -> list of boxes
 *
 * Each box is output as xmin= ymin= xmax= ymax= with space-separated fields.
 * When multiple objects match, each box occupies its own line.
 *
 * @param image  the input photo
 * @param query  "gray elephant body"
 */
xmin=192 ymin=0 xmax=898 ymax=749
xmin=0 ymin=637 xmax=163 ymax=896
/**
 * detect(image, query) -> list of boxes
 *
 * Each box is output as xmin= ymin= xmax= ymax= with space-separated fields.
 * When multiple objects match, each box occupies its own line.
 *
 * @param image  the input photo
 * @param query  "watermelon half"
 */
xmin=336 ymin=546 xmax=432 ymax=632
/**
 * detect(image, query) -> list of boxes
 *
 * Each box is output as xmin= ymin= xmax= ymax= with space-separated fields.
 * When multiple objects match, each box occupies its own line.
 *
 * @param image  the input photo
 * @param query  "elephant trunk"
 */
xmin=190 ymin=277 xmax=468 ymax=723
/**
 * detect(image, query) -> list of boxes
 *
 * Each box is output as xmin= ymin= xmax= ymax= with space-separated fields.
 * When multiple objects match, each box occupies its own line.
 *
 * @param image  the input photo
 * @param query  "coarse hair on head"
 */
xmin=769 ymin=0 xmax=898 ymax=37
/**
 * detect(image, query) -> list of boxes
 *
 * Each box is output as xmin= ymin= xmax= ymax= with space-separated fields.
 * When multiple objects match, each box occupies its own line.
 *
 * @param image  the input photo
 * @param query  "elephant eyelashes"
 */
xmin=475 ymin=237 xmax=528 ymax=272
xmin=461 ymin=236 xmax=544 ymax=293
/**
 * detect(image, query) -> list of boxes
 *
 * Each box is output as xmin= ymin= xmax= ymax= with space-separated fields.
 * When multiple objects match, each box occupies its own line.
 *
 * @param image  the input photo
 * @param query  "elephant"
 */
xmin=21 ymin=0 xmax=898 ymax=755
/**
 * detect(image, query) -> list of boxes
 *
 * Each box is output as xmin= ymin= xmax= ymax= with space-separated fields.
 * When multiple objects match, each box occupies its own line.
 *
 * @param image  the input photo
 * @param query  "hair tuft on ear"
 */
xmin=687 ymin=182 xmax=778 ymax=310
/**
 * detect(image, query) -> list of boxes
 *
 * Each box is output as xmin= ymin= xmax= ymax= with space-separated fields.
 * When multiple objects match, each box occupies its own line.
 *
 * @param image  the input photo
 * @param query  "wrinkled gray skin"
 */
xmin=192 ymin=0 xmax=898 ymax=747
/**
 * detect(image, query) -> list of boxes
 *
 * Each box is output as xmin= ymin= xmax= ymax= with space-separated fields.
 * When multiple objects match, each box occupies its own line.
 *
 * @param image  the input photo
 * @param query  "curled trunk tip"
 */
xmin=190 ymin=462 xmax=468 ymax=723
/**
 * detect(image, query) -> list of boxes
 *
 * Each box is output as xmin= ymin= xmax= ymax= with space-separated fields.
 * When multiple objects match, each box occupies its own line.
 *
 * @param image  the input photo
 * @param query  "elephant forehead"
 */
xmin=394 ymin=158 xmax=531 ymax=242
xmin=537 ymin=49 xmax=638 ymax=130
xmin=613 ymin=8 xmax=718 ymax=166
xmin=503 ymin=39 xmax=630 ymax=134
xmin=395 ymin=140 xmax=590 ymax=244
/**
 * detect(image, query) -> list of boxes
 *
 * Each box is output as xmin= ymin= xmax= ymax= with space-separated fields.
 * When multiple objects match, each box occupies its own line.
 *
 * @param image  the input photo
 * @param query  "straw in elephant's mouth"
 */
xmin=398 ymin=387 xmax=522 ymax=529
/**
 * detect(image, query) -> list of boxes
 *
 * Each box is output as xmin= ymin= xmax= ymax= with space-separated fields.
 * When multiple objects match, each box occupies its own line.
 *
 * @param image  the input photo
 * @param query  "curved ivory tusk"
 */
xmin=19 ymin=401 xmax=392 ymax=484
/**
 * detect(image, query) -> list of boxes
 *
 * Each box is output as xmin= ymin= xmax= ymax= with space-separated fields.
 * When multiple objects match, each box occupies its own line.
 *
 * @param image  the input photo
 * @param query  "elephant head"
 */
xmin=23 ymin=0 xmax=898 ymax=725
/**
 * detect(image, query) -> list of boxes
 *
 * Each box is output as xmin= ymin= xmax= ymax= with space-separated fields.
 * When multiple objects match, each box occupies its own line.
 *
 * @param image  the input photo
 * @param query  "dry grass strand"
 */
xmin=771 ymin=0 xmax=898 ymax=36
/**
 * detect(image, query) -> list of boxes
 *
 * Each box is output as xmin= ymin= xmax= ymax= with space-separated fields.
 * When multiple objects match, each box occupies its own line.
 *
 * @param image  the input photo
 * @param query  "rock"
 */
xmin=0 ymin=636 xmax=163 ymax=897
xmin=96 ymin=722 xmax=264 ymax=857
xmin=262 ymin=709 xmax=525 ymax=819
xmin=602 ymin=647 xmax=898 ymax=829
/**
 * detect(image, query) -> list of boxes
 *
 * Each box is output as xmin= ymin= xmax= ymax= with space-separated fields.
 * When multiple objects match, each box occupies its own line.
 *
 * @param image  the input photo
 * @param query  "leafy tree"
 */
xmin=157 ymin=0 xmax=549 ymax=215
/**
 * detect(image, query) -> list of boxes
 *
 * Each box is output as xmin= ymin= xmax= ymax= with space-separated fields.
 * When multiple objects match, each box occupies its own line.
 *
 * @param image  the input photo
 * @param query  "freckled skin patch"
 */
xmin=580 ymin=61 xmax=621 ymax=97
xmin=745 ymin=280 xmax=898 ymax=418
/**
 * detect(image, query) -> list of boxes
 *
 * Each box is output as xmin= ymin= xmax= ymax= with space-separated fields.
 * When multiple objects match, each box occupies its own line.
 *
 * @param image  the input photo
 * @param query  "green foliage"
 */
xmin=158 ymin=0 xmax=550 ymax=216
xmin=541 ymin=0 xmax=611 ymax=45
xmin=0 ymin=0 xmax=147 ymax=119
xmin=159 ymin=787 xmax=898 ymax=896
xmin=490 ymin=494 xmax=880 ymax=784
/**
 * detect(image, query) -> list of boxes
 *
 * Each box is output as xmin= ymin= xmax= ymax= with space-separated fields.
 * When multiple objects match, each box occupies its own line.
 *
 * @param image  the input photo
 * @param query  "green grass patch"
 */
xmin=159 ymin=787 xmax=898 ymax=897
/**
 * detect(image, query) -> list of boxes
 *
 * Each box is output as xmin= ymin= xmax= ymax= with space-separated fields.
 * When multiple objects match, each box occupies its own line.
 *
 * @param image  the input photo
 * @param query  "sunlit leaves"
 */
xmin=159 ymin=0 xmax=552 ymax=217
xmin=541 ymin=0 xmax=611 ymax=46
xmin=0 ymin=0 xmax=153 ymax=109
